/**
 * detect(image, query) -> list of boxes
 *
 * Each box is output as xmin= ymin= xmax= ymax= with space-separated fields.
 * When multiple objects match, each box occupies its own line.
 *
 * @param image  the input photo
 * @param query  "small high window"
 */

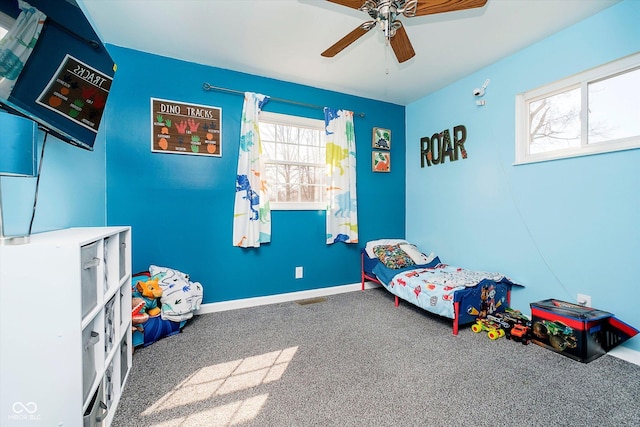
xmin=515 ymin=52 xmax=640 ymax=164
xmin=258 ymin=111 xmax=326 ymax=210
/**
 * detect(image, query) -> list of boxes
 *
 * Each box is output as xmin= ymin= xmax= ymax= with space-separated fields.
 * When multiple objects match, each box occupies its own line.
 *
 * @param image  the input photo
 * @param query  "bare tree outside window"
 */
xmin=529 ymin=88 xmax=580 ymax=154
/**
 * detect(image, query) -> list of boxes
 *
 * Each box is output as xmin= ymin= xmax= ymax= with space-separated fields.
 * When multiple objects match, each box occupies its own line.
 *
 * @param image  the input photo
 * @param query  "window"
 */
xmin=0 ymin=11 xmax=13 ymax=40
xmin=515 ymin=52 xmax=640 ymax=164
xmin=258 ymin=111 xmax=326 ymax=210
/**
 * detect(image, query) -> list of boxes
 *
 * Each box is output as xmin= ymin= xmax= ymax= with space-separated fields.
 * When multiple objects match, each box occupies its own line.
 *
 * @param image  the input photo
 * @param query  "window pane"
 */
xmin=265 ymin=164 xmax=279 ymax=203
xmin=264 ymin=164 xmax=277 ymax=182
xmin=529 ymin=88 xmax=581 ymax=154
xmin=301 ymin=184 xmax=322 ymax=203
xmin=317 ymin=145 xmax=326 ymax=163
xmin=588 ymin=67 xmax=640 ymax=144
xmin=259 ymin=123 xmax=274 ymax=139
xmin=302 ymin=145 xmax=315 ymax=162
xmin=261 ymin=141 xmax=275 ymax=160
xmin=303 ymin=129 xmax=318 ymax=147
xmin=312 ymin=166 xmax=322 ymax=183
xmin=279 ymin=184 xmax=299 ymax=203
xmin=278 ymin=164 xmax=294 ymax=187
xmin=280 ymin=142 xmax=299 ymax=162
xmin=269 ymin=183 xmax=279 ymax=203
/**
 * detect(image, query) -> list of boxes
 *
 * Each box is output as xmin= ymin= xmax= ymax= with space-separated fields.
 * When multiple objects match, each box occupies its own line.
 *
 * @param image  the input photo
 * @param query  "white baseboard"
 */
xmin=195 ymin=281 xmax=380 ymax=315
xmin=608 ymin=346 xmax=640 ymax=366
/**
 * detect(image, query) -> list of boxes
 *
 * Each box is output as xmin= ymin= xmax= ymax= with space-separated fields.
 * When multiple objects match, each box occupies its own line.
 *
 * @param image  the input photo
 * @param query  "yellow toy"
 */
xmin=133 ymin=277 xmax=163 ymax=317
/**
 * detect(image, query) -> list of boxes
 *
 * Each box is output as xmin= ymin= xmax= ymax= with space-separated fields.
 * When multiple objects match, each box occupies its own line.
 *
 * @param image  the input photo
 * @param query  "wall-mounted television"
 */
xmin=0 ymin=0 xmax=115 ymax=150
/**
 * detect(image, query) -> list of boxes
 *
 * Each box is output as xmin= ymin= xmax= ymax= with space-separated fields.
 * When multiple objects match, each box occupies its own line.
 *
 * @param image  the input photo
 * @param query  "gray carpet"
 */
xmin=112 ymin=288 xmax=640 ymax=426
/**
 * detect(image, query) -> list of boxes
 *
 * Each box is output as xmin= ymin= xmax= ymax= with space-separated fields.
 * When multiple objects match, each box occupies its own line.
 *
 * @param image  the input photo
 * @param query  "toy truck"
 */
xmin=532 ymin=319 xmax=577 ymax=351
xmin=494 ymin=309 xmax=531 ymax=342
xmin=471 ymin=317 xmax=506 ymax=340
xmin=509 ymin=323 xmax=531 ymax=345
xmin=495 ymin=308 xmax=530 ymax=327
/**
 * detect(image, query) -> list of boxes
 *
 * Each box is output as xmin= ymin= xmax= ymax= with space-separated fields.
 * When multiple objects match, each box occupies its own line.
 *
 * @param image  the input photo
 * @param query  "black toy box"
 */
xmin=530 ymin=299 xmax=638 ymax=363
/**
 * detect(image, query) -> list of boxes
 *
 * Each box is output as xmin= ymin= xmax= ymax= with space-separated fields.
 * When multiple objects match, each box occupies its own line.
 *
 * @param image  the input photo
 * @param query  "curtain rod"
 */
xmin=47 ymin=18 xmax=101 ymax=50
xmin=202 ymin=82 xmax=365 ymax=118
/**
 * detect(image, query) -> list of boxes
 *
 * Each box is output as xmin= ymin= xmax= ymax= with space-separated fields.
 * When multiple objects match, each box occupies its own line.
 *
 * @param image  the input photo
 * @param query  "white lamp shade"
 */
xmin=0 ymin=112 xmax=38 ymax=177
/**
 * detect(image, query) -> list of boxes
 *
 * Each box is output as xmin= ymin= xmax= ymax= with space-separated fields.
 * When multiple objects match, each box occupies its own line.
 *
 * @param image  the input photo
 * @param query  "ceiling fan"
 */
xmin=321 ymin=0 xmax=488 ymax=63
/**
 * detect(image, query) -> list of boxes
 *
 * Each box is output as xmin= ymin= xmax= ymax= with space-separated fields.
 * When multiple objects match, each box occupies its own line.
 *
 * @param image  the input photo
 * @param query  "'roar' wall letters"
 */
xmin=420 ymin=125 xmax=467 ymax=167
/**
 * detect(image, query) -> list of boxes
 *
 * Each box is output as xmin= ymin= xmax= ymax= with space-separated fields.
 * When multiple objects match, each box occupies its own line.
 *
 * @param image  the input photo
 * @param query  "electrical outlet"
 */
xmin=577 ymin=293 xmax=591 ymax=307
xmin=295 ymin=266 xmax=303 ymax=279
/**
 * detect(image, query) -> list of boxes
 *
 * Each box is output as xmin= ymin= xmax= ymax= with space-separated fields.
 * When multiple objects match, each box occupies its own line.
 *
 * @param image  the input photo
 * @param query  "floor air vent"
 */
xmin=295 ymin=297 xmax=327 ymax=306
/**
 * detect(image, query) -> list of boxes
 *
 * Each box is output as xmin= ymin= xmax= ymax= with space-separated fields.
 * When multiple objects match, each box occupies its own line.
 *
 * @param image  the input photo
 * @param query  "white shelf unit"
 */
xmin=0 ymin=227 xmax=132 ymax=426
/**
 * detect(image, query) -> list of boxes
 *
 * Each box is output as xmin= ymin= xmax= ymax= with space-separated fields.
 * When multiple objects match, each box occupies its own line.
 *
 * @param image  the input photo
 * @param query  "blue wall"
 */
xmin=1 ymin=128 xmax=106 ymax=235
xmin=406 ymin=0 xmax=640 ymax=350
xmin=102 ymin=46 xmax=406 ymax=303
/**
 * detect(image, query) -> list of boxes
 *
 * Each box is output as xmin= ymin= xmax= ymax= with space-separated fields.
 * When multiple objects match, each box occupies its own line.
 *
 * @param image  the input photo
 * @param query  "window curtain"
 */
xmin=233 ymin=92 xmax=271 ymax=248
xmin=324 ymin=107 xmax=358 ymax=244
xmin=0 ymin=0 xmax=46 ymax=99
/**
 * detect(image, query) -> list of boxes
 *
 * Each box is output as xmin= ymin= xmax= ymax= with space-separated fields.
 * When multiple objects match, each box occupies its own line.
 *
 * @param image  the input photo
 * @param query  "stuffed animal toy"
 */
xmin=132 ymin=297 xmax=149 ymax=332
xmin=133 ymin=277 xmax=163 ymax=317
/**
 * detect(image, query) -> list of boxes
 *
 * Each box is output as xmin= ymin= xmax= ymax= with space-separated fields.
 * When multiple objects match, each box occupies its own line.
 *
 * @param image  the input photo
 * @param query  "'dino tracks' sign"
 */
xmin=151 ymin=97 xmax=222 ymax=157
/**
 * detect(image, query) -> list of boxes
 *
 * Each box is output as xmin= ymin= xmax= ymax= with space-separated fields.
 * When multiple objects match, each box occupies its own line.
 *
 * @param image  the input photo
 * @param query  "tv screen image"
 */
xmin=0 ymin=0 xmax=115 ymax=150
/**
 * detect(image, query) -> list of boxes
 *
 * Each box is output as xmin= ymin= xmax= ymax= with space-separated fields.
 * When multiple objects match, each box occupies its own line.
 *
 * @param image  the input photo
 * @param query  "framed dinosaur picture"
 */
xmin=372 ymin=151 xmax=390 ymax=173
xmin=372 ymin=127 xmax=391 ymax=150
xmin=151 ymin=97 xmax=222 ymax=156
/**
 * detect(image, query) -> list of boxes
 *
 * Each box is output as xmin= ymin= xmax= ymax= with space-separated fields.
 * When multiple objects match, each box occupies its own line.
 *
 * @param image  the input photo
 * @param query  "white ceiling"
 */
xmin=77 ymin=0 xmax=620 ymax=106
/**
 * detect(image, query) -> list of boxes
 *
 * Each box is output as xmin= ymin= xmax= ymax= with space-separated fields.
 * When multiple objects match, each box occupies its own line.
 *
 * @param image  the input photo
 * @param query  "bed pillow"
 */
xmin=365 ymin=238 xmax=408 ymax=258
xmin=373 ymin=244 xmax=415 ymax=269
xmin=399 ymin=243 xmax=436 ymax=265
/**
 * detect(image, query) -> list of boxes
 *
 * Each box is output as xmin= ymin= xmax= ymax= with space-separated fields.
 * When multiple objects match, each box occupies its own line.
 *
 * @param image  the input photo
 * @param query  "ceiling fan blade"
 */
xmin=390 ymin=24 xmax=415 ymax=63
xmin=414 ymin=0 xmax=487 ymax=16
xmin=326 ymin=0 xmax=365 ymax=10
xmin=321 ymin=23 xmax=372 ymax=58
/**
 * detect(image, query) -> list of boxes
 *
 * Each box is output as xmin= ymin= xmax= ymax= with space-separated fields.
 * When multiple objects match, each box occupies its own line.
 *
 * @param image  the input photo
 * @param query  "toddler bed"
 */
xmin=362 ymin=239 xmax=521 ymax=335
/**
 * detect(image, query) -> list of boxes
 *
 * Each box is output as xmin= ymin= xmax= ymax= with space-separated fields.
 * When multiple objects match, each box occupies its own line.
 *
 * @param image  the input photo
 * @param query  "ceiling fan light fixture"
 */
xmin=378 ymin=1 xmax=395 ymax=16
xmin=381 ymin=19 xmax=392 ymax=39
xmin=400 ymin=0 xmax=418 ymax=17
xmin=388 ymin=20 xmax=402 ymax=38
xmin=362 ymin=21 xmax=377 ymax=31
xmin=374 ymin=1 xmax=399 ymax=40
xmin=360 ymin=0 xmax=377 ymax=13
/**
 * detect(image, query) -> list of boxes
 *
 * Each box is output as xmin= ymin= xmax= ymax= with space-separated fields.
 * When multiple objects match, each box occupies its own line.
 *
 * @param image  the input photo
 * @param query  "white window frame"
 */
xmin=258 ymin=111 xmax=327 ymax=211
xmin=515 ymin=52 xmax=640 ymax=165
